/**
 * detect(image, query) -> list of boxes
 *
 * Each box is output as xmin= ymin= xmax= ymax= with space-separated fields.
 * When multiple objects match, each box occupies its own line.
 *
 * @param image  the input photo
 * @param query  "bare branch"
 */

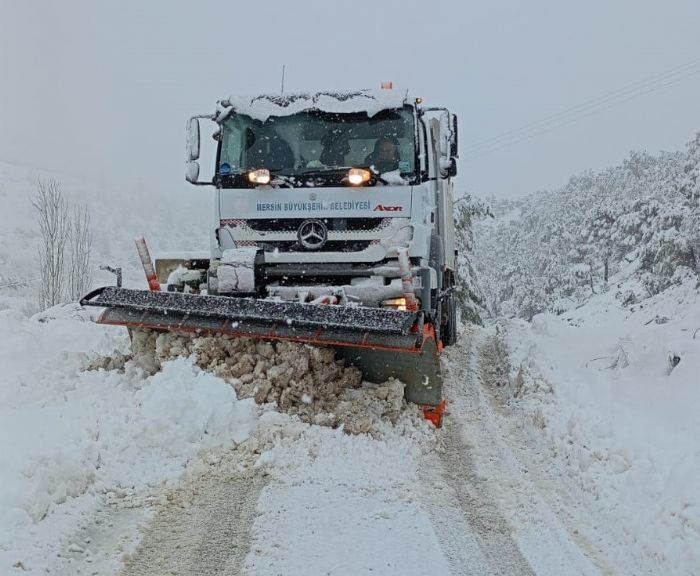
xmin=32 ymin=179 xmax=70 ymax=309
xmin=68 ymin=204 xmax=93 ymax=300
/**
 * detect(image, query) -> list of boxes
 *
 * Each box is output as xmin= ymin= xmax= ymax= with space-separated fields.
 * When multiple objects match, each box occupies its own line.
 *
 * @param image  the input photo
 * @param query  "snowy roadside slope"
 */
xmin=502 ymin=278 xmax=700 ymax=574
xmin=0 ymin=160 xmax=237 ymax=573
xmin=0 ymin=160 xmax=209 ymax=313
xmin=0 ymin=306 xmax=257 ymax=575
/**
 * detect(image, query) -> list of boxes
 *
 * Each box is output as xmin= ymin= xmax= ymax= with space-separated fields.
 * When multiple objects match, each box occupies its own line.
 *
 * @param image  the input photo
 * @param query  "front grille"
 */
xmin=240 ymin=218 xmax=388 ymax=232
xmin=257 ymin=240 xmax=373 ymax=253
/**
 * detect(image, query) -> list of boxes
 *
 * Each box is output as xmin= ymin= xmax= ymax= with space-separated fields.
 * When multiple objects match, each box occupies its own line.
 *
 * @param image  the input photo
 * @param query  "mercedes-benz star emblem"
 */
xmin=298 ymin=219 xmax=328 ymax=250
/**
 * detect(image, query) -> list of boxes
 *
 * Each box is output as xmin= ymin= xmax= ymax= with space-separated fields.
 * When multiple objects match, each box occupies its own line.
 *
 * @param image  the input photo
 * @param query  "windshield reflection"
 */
xmin=220 ymin=108 xmax=416 ymax=179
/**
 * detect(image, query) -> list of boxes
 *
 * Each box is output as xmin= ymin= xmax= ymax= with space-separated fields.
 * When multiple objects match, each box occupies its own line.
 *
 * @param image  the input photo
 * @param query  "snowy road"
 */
xmin=43 ymin=326 xmax=650 ymax=576
xmin=436 ymin=331 xmax=603 ymax=575
xmin=121 ymin=460 xmax=264 ymax=576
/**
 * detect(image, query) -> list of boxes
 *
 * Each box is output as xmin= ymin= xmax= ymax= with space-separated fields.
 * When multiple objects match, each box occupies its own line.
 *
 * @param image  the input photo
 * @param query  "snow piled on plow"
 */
xmin=111 ymin=330 xmax=417 ymax=435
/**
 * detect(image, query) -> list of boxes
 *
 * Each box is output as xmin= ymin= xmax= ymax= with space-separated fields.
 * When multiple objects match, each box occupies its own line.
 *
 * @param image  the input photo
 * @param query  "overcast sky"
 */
xmin=1 ymin=0 xmax=699 ymax=198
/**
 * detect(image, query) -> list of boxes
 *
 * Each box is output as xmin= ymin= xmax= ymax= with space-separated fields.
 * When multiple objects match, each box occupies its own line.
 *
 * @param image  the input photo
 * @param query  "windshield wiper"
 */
xmin=268 ymin=171 xmax=297 ymax=187
xmin=298 ymin=166 xmax=352 ymax=176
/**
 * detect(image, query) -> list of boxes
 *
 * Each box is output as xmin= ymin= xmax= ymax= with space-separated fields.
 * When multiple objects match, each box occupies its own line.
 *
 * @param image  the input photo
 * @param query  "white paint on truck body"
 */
xmin=218 ymin=186 xmax=412 ymax=220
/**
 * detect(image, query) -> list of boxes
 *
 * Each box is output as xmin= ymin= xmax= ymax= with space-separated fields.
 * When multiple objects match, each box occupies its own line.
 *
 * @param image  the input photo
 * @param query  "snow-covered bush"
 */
xmin=473 ymin=132 xmax=700 ymax=318
xmin=453 ymin=196 xmax=490 ymax=324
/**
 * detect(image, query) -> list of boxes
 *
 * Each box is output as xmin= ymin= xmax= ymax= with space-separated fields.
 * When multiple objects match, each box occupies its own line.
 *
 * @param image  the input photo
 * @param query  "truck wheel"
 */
xmin=433 ymin=297 xmax=442 ymax=344
xmin=441 ymin=293 xmax=458 ymax=347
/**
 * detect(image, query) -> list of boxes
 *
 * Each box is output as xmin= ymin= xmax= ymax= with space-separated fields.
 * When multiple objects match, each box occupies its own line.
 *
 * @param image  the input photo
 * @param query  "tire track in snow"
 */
xmin=418 ymin=329 xmax=536 ymax=575
xmin=438 ymin=417 xmax=537 ymax=575
xmin=419 ymin=426 xmax=539 ymax=575
xmin=476 ymin=326 xmax=656 ymax=575
xmin=434 ymin=326 xmax=609 ymax=575
xmin=121 ymin=462 xmax=266 ymax=576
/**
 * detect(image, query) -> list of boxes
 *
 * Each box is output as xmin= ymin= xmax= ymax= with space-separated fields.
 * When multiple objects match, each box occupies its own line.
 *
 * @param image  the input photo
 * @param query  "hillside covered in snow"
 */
xmin=473 ymin=132 xmax=700 ymax=320
xmin=0 ymin=161 xmax=209 ymax=315
xmin=472 ymin=133 xmax=700 ymax=573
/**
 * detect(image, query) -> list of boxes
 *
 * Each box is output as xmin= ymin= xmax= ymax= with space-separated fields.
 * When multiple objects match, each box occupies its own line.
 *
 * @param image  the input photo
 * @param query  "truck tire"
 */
xmin=433 ymin=297 xmax=442 ymax=344
xmin=441 ymin=292 xmax=458 ymax=347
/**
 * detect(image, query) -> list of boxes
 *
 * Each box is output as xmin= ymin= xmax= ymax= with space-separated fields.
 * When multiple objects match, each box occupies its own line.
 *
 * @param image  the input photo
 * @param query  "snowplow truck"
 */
xmin=81 ymin=88 xmax=459 ymax=424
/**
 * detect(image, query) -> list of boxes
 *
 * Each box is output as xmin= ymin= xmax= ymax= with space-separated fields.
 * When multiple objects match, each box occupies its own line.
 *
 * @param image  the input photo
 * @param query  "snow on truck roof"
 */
xmin=216 ymin=89 xmax=411 ymax=123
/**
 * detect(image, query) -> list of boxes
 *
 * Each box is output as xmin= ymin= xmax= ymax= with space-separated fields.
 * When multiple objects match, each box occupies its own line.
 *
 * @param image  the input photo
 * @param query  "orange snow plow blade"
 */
xmin=81 ymin=286 xmax=443 ymax=412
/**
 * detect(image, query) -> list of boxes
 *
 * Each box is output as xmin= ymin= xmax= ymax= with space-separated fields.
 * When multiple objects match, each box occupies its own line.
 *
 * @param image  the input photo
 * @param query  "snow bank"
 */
xmin=0 ymin=310 xmax=256 ymax=574
xmin=501 ymin=278 xmax=700 ymax=573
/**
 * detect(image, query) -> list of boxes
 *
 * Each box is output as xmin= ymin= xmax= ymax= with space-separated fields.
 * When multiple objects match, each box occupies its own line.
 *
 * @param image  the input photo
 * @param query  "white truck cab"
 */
xmin=180 ymin=88 xmax=459 ymax=345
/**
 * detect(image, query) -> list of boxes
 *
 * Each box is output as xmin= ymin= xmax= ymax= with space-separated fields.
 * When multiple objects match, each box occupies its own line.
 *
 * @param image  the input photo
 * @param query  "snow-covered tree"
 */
xmin=680 ymin=133 xmax=700 ymax=273
xmin=472 ymin=133 xmax=699 ymax=319
xmin=33 ymin=179 xmax=70 ymax=309
xmin=33 ymin=179 xmax=94 ymax=309
xmin=453 ymin=196 xmax=491 ymax=324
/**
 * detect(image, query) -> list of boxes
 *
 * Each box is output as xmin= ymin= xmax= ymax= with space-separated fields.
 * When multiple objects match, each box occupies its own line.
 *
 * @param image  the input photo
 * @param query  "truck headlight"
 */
xmin=247 ymin=169 xmax=271 ymax=185
xmin=347 ymin=168 xmax=371 ymax=186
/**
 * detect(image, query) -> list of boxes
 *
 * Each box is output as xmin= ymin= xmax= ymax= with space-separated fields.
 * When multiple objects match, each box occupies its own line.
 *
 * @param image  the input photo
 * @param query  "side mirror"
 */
xmin=439 ymin=156 xmax=457 ymax=177
xmin=184 ymin=114 xmax=217 ymax=186
xmin=186 ymin=117 xmax=201 ymax=162
xmin=438 ymin=112 xmax=458 ymax=178
xmin=186 ymin=160 xmax=200 ymax=183
xmin=439 ymin=112 xmax=458 ymax=159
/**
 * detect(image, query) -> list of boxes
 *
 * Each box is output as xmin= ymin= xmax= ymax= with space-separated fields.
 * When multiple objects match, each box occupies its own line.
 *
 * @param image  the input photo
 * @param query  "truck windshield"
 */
xmin=219 ymin=107 xmax=416 ymax=179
